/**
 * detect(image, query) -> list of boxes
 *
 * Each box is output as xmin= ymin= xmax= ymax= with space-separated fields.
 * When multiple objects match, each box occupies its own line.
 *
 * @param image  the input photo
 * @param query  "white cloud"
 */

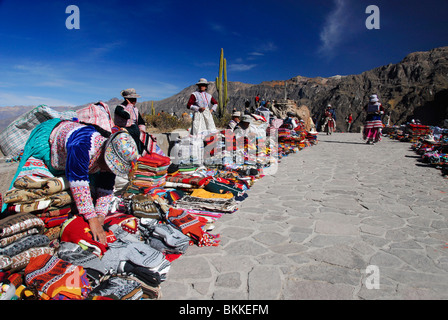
xmin=210 ymin=23 xmax=226 ymax=34
xmin=0 ymin=91 xmax=75 ymax=107
xmin=249 ymin=52 xmax=264 ymax=56
xmin=228 ymin=64 xmax=257 ymax=72
xmin=318 ymin=0 xmax=349 ymax=56
xmin=259 ymin=42 xmax=278 ymax=52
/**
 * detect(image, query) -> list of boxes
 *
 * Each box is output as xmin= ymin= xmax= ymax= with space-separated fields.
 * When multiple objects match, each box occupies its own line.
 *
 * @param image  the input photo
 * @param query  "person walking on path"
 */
xmin=363 ymin=94 xmax=385 ymax=144
xmin=186 ymin=78 xmax=218 ymax=135
xmin=346 ymin=113 xmax=353 ymax=132
xmin=323 ymin=106 xmax=336 ymax=135
xmin=254 ymin=94 xmax=260 ymax=108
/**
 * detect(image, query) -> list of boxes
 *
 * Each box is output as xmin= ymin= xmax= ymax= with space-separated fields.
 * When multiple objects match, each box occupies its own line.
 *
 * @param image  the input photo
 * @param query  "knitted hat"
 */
xmin=196 ymin=78 xmax=209 ymax=86
xmin=104 ymin=131 xmax=139 ymax=178
xmin=121 ymin=88 xmax=141 ymax=99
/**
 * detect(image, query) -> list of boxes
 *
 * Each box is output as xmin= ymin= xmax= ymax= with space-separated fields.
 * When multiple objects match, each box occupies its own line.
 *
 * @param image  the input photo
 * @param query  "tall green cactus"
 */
xmin=224 ymin=58 xmax=228 ymax=108
xmin=216 ymin=48 xmax=228 ymax=118
xmin=151 ymin=100 xmax=155 ymax=116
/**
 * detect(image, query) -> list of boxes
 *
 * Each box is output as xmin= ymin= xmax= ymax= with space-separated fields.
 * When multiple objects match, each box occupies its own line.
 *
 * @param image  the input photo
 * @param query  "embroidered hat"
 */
xmin=369 ymin=94 xmax=379 ymax=102
xmin=240 ymin=115 xmax=253 ymax=123
xmin=121 ymin=88 xmax=141 ymax=99
xmin=196 ymin=78 xmax=209 ymax=86
xmin=104 ymin=131 xmax=139 ymax=178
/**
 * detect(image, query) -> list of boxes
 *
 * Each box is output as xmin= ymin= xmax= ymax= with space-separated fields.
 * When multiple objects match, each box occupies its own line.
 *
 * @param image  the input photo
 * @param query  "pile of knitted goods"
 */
xmin=2 ymin=175 xmax=73 ymax=249
xmin=0 ymin=212 xmax=56 ymax=299
xmin=403 ymin=128 xmax=448 ymax=179
xmin=126 ymin=153 xmax=171 ymax=194
xmin=0 ymin=120 xmax=321 ymax=300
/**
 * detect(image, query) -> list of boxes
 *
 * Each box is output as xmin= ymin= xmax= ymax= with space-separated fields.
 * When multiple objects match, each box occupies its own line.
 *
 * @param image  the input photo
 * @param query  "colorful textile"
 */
xmin=138 ymin=153 xmax=171 ymax=168
xmin=167 ymin=208 xmax=220 ymax=247
xmin=10 ymin=247 xmax=55 ymax=273
xmin=104 ymin=212 xmax=139 ymax=234
xmin=0 ymin=212 xmax=45 ymax=240
xmin=363 ymin=114 xmax=383 ymax=142
xmin=13 ymin=176 xmax=69 ymax=196
xmin=166 ymin=174 xmax=211 ymax=187
xmin=4 ymin=119 xmax=63 ymax=211
xmin=203 ymin=179 xmax=244 ymax=197
xmin=24 ymin=253 xmax=92 ymax=300
xmin=190 ymin=188 xmax=234 ymax=200
xmin=104 ymin=131 xmax=139 ymax=178
xmin=76 ymin=101 xmax=115 ymax=133
xmin=0 ymin=234 xmax=50 ymax=257
xmin=175 ymin=195 xmax=237 ymax=213
xmin=167 ymin=208 xmax=206 ymax=239
xmin=39 ymin=215 xmax=69 ymax=228
xmin=0 ymin=105 xmax=75 ymax=158
xmin=60 ymin=216 xmax=117 ymax=256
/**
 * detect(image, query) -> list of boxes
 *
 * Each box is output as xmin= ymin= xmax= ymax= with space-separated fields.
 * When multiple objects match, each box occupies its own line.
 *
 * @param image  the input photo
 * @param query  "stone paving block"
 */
xmin=248 ymin=266 xmax=282 ymax=300
xmin=158 ymin=134 xmax=448 ymax=300
xmin=253 ymin=231 xmax=289 ymax=246
xmin=283 ymin=280 xmax=355 ymax=300
xmin=292 ymin=263 xmax=361 ymax=286
xmin=216 ymin=272 xmax=242 ymax=289
xmin=224 ymin=240 xmax=268 ymax=256
xmin=306 ymin=244 xmax=367 ymax=269
xmin=314 ymin=220 xmax=359 ymax=236
xmin=167 ymin=257 xmax=213 ymax=280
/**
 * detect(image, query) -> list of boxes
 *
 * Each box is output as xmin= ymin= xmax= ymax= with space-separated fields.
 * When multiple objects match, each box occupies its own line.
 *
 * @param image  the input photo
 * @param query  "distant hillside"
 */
xmin=144 ymin=46 xmax=448 ymax=131
xmin=2 ymin=46 xmax=447 ymax=133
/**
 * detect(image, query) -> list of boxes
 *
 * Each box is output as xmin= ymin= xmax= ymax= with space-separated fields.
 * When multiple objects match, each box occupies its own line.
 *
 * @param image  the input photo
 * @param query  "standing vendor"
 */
xmin=114 ymin=88 xmax=146 ymax=154
xmin=186 ymin=78 xmax=218 ymax=135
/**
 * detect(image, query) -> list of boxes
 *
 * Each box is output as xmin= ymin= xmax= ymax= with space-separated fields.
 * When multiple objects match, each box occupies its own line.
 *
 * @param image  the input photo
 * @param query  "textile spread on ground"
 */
xmin=1 ymin=106 xmax=447 ymax=300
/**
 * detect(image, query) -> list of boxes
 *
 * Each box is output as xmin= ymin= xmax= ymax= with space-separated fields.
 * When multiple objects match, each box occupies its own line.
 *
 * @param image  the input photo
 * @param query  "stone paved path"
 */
xmin=161 ymin=133 xmax=448 ymax=300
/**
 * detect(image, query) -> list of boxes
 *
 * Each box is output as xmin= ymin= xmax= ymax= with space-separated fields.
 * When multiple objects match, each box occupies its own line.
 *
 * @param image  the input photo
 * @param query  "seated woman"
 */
xmin=3 ymin=118 xmax=139 ymax=245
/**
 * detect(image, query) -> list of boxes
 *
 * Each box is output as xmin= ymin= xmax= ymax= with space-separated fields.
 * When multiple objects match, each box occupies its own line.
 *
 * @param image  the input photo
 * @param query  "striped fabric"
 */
xmin=76 ymin=101 xmax=115 ymax=133
xmin=0 ymin=105 xmax=76 ymax=157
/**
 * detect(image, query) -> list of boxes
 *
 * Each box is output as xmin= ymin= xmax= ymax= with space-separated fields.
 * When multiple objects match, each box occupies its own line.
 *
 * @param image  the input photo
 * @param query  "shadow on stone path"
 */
xmin=161 ymin=133 xmax=448 ymax=300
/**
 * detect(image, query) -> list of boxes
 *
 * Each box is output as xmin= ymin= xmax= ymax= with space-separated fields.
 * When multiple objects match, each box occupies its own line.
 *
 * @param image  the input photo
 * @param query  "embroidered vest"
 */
xmin=192 ymin=91 xmax=212 ymax=110
xmin=115 ymin=104 xmax=139 ymax=127
xmin=367 ymin=102 xmax=381 ymax=114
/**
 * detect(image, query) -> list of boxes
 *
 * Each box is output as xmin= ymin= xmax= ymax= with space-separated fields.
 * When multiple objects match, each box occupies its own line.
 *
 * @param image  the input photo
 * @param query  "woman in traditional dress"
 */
xmin=363 ymin=94 xmax=385 ymax=144
xmin=4 ymin=119 xmax=139 ymax=245
xmin=186 ymin=78 xmax=218 ymax=135
xmin=324 ymin=106 xmax=336 ymax=135
xmin=114 ymin=88 xmax=147 ymax=154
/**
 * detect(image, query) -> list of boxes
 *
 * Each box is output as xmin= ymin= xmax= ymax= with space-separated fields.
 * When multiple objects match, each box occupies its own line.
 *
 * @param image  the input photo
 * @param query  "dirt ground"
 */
xmin=0 ymin=161 xmax=18 ymax=196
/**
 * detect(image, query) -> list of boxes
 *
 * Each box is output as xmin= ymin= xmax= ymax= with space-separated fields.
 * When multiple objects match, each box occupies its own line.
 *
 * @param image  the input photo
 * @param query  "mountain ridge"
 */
xmin=1 ymin=46 xmax=447 ymax=132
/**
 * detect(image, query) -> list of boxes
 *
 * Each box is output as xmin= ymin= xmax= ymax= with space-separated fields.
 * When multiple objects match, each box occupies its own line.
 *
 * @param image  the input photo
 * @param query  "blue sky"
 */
xmin=0 ymin=0 xmax=447 ymax=107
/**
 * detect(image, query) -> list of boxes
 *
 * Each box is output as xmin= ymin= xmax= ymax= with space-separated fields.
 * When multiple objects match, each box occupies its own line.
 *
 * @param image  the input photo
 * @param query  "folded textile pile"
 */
xmin=127 ymin=153 xmax=171 ymax=193
xmin=139 ymin=220 xmax=190 ymax=255
xmin=60 ymin=215 xmax=117 ymax=257
xmin=0 ymin=212 xmax=54 ymax=273
xmin=24 ymin=253 xmax=92 ymax=300
xmin=58 ymin=221 xmax=172 ymax=300
xmin=167 ymin=208 xmax=220 ymax=247
xmin=165 ymin=174 xmax=211 ymax=191
xmin=3 ymin=176 xmax=73 ymax=230
xmin=174 ymin=192 xmax=237 ymax=213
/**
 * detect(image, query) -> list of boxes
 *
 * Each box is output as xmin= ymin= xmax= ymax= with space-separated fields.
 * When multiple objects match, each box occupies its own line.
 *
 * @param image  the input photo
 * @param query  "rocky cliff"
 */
xmin=2 ymin=47 xmax=447 ymax=134
xmin=142 ymin=46 xmax=448 ymax=132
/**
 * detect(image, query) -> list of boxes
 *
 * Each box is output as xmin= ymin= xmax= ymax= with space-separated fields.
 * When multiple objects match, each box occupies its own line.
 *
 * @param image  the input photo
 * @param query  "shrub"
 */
xmin=143 ymin=113 xmax=190 ymax=132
